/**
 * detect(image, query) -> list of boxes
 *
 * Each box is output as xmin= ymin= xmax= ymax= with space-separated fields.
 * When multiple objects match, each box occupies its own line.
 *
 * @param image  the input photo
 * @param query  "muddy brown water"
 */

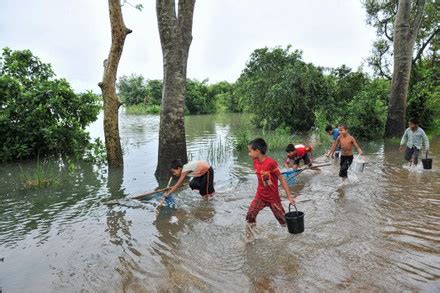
xmin=1 ymin=113 xmax=439 ymax=291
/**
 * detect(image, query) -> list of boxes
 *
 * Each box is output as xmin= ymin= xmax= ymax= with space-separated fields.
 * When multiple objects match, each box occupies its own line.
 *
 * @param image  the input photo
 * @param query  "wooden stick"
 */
xmin=282 ymin=162 xmax=332 ymax=175
xmin=128 ymin=186 xmax=172 ymax=200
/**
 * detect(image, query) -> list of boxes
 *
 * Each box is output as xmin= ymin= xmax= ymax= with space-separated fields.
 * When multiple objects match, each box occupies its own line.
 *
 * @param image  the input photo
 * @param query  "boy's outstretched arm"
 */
xmin=352 ymin=137 xmax=363 ymax=155
xmin=165 ymin=172 xmax=188 ymax=197
xmin=279 ymin=175 xmax=295 ymax=205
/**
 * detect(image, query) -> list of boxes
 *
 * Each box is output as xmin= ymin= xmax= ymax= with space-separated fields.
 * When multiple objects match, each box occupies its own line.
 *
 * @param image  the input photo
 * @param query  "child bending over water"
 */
xmin=165 ymin=160 xmax=215 ymax=198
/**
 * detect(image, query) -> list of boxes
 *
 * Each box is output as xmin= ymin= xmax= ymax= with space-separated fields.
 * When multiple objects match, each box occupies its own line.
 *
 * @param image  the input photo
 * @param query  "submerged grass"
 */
xmin=20 ymin=156 xmax=61 ymax=189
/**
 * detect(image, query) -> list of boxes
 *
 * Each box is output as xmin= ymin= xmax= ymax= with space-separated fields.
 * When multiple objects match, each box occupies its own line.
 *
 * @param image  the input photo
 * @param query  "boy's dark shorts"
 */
xmin=293 ymin=154 xmax=311 ymax=166
xmin=189 ymin=167 xmax=215 ymax=196
xmin=339 ymin=155 xmax=354 ymax=178
xmin=404 ymin=146 xmax=420 ymax=164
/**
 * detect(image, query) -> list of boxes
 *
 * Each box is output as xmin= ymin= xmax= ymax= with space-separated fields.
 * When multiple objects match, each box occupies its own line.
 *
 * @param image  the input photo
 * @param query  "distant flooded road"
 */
xmin=1 ymin=113 xmax=439 ymax=291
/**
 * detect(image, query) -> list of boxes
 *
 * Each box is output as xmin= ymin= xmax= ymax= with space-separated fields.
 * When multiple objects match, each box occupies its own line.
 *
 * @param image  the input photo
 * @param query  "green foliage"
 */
xmin=407 ymin=59 xmax=440 ymax=130
xmin=185 ymin=79 xmax=213 ymax=114
xmin=117 ymin=75 xmax=239 ymax=115
xmin=364 ymin=0 xmax=438 ymax=79
xmin=345 ymin=79 xmax=389 ymax=139
xmin=117 ymin=74 xmax=149 ymax=105
xmin=313 ymin=109 xmax=332 ymax=145
xmin=20 ymin=156 xmax=60 ymax=189
xmin=125 ymin=104 xmax=161 ymax=114
xmin=262 ymin=126 xmax=295 ymax=150
xmin=209 ymin=81 xmax=241 ymax=113
xmin=0 ymin=48 xmax=101 ymax=161
xmin=236 ymin=46 xmax=331 ymax=131
xmin=146 ymin=79 xmax=163 ymax=106
xmin=83 ymin=138 xmax=106 ymax=164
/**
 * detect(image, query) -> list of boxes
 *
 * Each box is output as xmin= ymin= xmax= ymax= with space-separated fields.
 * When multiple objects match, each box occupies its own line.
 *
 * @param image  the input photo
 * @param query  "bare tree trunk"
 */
xmin=385 ymin=0 xmax=426 ymax=138
xmin=155 ymin=0 xmax=195 ymax=180
xmin=99 ymin=0 xmax=132 ymax=167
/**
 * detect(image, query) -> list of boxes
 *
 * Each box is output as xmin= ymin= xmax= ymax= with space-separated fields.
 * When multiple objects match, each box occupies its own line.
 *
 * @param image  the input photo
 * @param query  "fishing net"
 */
xmin=282 ymin=169 xmax=301 ymax=186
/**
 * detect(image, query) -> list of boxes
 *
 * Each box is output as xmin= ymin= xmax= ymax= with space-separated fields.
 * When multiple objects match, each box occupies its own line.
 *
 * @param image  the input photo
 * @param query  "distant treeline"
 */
xmin=118 ymin=46 xmax=439 ymax=139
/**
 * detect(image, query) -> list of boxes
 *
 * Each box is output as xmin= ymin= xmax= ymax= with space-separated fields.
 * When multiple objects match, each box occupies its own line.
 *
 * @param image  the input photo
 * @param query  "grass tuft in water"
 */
xmin=20 ymin=156 xmax=61 ymax=189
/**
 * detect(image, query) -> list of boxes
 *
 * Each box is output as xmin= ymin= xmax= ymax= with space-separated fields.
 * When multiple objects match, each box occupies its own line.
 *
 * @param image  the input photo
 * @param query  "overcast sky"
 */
xmin=0 ymin=0 xmax=376 ymax=92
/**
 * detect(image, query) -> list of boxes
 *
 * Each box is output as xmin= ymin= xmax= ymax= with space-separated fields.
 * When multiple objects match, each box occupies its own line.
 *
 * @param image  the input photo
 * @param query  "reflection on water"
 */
xmin=1 ymin=112 xmax=439 ymax=291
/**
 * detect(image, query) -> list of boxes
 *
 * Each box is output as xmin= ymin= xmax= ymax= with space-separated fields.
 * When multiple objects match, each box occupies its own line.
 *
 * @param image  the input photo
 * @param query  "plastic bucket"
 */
xmin=422 ymin=151 xmax=432 ymax=170
xmin=285 ymin=204 xmax=304 ymax=234
xmin=351 ymin=154 xmax=367 ymax=173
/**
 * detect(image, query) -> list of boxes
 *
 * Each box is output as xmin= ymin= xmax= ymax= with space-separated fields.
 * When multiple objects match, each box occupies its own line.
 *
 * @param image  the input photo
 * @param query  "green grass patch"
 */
xmin=125 ymin=104 xmax=160 ymax=114
xmin=20 ymin=157 xmax=60 ymax=189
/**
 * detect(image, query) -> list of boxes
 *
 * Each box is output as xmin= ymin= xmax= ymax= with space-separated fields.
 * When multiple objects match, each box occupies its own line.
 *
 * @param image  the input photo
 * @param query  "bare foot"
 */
xmin=245 ymin=222 xmax=256 ymax=243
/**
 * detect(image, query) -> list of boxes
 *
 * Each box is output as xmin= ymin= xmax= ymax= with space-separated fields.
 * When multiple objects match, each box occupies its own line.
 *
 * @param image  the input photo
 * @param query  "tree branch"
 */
xmin=413 ymin=27 xmax=439 ymax=64
xmin=177 ymin=0 xmax=195 ymax=47
xmin=383 ymin=18 xmax=394 ymax=42
xmin=410 ymin=0 xmax=426 ymax=40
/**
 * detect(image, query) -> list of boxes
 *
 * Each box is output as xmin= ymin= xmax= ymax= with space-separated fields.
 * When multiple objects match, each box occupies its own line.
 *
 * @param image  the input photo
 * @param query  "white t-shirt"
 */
xmin=182 ymin=160 xmax=210 ymax=177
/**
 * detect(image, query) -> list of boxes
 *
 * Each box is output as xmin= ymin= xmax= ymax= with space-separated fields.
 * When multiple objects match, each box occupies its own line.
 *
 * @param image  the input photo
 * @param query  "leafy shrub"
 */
xmin=346 ymin=79 xmax=389 ymax=139
xmin=0 ymin=47 xmax=101 ymax=161
xmin=236 ymin=46 xmax=331 ymax=131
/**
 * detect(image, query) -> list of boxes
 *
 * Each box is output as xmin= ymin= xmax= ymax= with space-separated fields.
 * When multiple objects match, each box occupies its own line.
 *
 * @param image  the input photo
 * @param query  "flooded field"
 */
xmin=1 ymin=112 xmax=439 ymax=291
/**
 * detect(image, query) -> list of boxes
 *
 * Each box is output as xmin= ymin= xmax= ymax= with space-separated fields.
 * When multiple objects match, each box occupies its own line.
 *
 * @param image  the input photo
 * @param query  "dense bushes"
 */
xmin=236 ymin=46 xmax=330 ymax=131
xmin=235 ymin=46 xmax=390 ymax=138
xmin=117 ymin=45 xmax=437 ymax=139
xmin=0 ymin=48 xmax=101 ymax=161
xmin=116 ymin=76 xmax=239 ymax=115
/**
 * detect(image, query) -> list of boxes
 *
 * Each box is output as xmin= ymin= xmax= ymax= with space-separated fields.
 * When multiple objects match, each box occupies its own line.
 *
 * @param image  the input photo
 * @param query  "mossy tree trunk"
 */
xmin=99 ymin=0 xmax=132 ymax=167
xmin=385 ymin=0 xmax=426 ymax=138
xmin=155 ymin=0 xmax=195 ymax=179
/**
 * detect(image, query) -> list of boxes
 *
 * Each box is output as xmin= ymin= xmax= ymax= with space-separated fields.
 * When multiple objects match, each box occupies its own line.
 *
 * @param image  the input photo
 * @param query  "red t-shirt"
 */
xmin=253 ymin=157 xmax=281 ymax=203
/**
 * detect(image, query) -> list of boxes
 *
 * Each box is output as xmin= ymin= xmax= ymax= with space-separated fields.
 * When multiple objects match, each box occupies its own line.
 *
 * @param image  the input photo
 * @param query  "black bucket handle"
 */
xmin=289 ymin=204 xmax=299 ymax=217
xmin=426 ymin=151 xmax=429 ymax=159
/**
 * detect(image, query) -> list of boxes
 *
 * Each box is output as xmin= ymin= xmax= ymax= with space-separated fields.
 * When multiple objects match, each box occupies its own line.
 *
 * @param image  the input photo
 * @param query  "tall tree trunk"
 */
xmin=384 ymin=0 xmax=426 ymax=138
xmin=99 ymin=0 xmax=132 ymax=167
xmin=155 ymin=0 xmax=195 ymax=180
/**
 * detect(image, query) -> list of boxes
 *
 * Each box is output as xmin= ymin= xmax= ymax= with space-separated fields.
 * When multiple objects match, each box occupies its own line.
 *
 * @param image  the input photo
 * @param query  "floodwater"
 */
xmin=1 ymin=112 xmax=439 ymax=292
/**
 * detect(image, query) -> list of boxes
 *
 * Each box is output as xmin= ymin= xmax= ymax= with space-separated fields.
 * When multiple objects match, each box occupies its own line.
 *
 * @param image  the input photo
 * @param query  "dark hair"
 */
xmin=170 ymin=159 xmax=183 ymax=170
xmin=338 ymin=123 xmax=348 ymax=130
xmin=409 ymin=117 xmax=419 ymax=125
xmin=248 ymin=138 xmax=267 ymax=155
xmin=285 ymin=143 xmax=295 ymax=152
xmin=325 ymin=125 xmax=333 ymax=132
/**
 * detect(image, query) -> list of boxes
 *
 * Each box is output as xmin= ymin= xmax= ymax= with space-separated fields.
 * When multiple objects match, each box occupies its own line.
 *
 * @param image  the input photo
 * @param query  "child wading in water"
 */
xmin=330 ymin=124 xmax=363 ymax=183
xmin=245 ymin=138 xmax=295 ymax=242
xmin=325 ymin=124 xmax=340 ymax=157
xmin=165 ymin=160 xmax=215 ymax=198
xmin=399 ymin=117 xmax=430 ymax=167
xmin=284 ymin=143 xmax=314 ymax=169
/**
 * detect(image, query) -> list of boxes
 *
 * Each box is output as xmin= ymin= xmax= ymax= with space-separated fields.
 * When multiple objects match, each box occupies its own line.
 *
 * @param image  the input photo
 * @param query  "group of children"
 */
xmin=163 ymin=118 xmax=430 ymax=242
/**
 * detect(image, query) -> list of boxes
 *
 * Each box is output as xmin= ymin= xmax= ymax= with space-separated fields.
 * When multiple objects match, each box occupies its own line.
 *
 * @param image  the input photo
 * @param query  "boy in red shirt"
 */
xmin=245 ymin=138 xmax=295 ymax=242
xmin=284 ymin=143 xmax=314 ymax=169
